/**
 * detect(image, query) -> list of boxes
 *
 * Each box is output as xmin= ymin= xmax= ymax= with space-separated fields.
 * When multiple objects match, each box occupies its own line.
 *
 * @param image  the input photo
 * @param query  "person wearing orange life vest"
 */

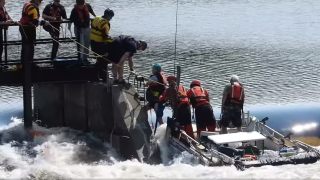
xmin=42 ymin=0 xmax=67 ymax=60
xmin=146 ymin=63 xmax=167 ymax=125
xmin=68 ymin=0 xmax=96 ymax=64
xmin=19 ymin=0 xmax=49 ymax=69
xmin=186 ymin=80 xmax=216 ymax=138
xmin=0 ymin=0 xmax=14 ymax=69
xmin=220 ymin=75 xmax=245 ymax=134
xmin=159 ymin=75 xmax=194 ymax=138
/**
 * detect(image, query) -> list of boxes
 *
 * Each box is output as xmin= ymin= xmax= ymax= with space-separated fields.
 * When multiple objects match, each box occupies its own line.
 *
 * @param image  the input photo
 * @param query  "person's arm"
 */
xmin=146 ymin=75 xmax=158 ymax=86
xmin=128 ymin=56 xmax=134 ymax=71
xmin=61 ymin=7 xmax=67 ymax=20
xmin=86 ymin=3 xmax=96 ymax=17
xmin=221 ymin=85 xmax=229 ymax=113
xmin=117 ymin=52 xmax=131 ymax=65
xmin=42 ymin=5 xmax=56 ymax=21
xmin=68 ymin=9 xmax=75 ymax=29
xmin=27 ymin=5 xmax=47 ymax=26
xmin=159 ymin=89 xmax=168 ymax=102
xmin=6 ymin=9 xmax=13 ymax=22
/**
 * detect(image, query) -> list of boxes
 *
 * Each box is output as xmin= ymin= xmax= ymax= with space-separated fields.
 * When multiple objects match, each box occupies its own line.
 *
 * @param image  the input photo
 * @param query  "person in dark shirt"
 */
xmin=42 ymin=0 xmax=67 ymax=60
xmin=106 ymin=35 xmax=147 ymax=84
xmin=0 ymin=0 xmax=14 ymax=69
xmin=68 ymin=0 xmax=96 ymax=64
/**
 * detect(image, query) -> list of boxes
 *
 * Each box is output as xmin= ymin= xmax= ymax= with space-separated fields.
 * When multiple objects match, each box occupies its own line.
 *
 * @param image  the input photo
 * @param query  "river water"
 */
xmin=1 ymin=0 xmax=320 ymax=178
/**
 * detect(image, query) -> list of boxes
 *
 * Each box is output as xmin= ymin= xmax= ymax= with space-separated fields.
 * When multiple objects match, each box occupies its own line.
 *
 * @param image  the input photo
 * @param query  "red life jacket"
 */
xmin=74 ymin=4 xmax=89 ymax=21
xmin=190 ymin=86 xmax=209 ymax=108
xmin=20 ymin=1 xmax=39 ymax=26
xmin=229 ymin=83 xmax=244 ymax=104
xmin=177 ymin=85 xmax=189 ymax=108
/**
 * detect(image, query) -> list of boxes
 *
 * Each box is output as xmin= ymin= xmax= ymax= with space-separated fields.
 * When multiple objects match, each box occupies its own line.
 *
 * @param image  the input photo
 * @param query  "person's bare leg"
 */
xmin=154 ymin=103 xmax=164 ymax=125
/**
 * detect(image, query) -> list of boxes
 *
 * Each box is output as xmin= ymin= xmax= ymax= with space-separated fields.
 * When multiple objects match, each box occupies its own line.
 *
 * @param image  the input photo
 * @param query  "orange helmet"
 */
xmin=167 ymin=75 xmax=177 ymax=82
xmin=190 ymin=80 xmax=201 ymax=88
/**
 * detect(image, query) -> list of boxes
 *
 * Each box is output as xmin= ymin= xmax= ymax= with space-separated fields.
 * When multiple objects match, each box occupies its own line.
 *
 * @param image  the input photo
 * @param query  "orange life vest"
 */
xmin=20 ymin=1 xmax=39 ymax=26
xmin=74 ymin=4 xmax=89 ymax=21
xmin=177 ymin=85 xmax=189 ymax=108
xmin=190 ymin=86 xmax=209 ymax=108
xmin=229 ymin=83 xmax=244 ymax=104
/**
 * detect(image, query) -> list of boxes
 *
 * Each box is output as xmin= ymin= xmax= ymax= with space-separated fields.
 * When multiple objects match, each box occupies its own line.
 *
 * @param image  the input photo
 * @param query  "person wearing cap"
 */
xmin=69 ymin=0 xmax=96 ymax=65
xmin=19 ymin=0 xmax=49 ymax=69
xmin=145 ymin=63 xmax=167 ymax=125
xmin=90 ymin=8 xmax=114 ymax=81
xmin=0 ymin=0 xmax=14 ymax=69
xmin=220 ymin=75 xmax=245 ymax=134
xmin=186 ymin=80 xmax=216 ymax=139
xmin=106 ymin=35 xmax=147 ymax=84
xmin=159 ymin=75 xmax=194 ymax=138
xmin=42 ymin=0 xmax=67 ymax=60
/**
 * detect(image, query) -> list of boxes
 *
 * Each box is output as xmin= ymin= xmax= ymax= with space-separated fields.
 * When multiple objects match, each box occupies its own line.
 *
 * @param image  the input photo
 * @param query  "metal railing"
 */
xmin=0 ymin=19 xmax=95 ymax=66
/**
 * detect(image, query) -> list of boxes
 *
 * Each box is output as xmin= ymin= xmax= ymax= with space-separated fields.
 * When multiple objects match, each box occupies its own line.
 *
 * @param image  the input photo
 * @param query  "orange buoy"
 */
xmin=244 ymin=155 xmax=257 ymax=160
xmin=31 ymin=131 xmax=45 ymax=139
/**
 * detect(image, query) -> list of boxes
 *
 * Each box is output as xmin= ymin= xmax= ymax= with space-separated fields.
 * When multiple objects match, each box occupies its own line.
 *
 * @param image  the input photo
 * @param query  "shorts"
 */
xmin=106 ymin=40 xmax=124 ymax=64
xmin=177 ymin=103 xmax=192 ymax=126
xmin=220 ymin=104 xmax=242 ymax=127
xmin=195 ymin=104 xmax=216 ymax=128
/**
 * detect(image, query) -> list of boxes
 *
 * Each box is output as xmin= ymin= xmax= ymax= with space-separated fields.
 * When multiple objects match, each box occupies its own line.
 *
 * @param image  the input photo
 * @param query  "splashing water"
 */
xmin=0 ymin=118 xmax=320 ymax=179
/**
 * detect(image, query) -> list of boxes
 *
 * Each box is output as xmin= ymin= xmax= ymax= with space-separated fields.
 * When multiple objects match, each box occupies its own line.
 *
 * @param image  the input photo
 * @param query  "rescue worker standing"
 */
xmin=186 ymin=80 xmax=216 ymax=138
xmin=0 ymin=0 xmax=14 ymax=69
xmin=146 ymin=64 xmax=167 ymax=125
xmin=90 ymin=8 xmax=114 ymax=81
xmin=19 ymin=0 xmax=49 ymax=69
xmin=159 ymin=75 xmax=194 ymax=138
xmin=42 ymin=0 xmax=67 ymax=60
xmin=69 ymin=0 xmax=96 ymax=64
xmin=220 ymin=75 xmax=245 ymax=134
xmin=107 ymin=35 xmax=147 ymax=84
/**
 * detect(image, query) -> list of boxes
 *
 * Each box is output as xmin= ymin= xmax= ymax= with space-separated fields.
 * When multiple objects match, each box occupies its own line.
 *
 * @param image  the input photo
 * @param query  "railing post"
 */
xmin=177 ymin=65 xmax=181 ymax=87
xmin=4 ymin=29 xmax=7 ymax=64
xmin=23 ymin=43 xmax=33 ymax=128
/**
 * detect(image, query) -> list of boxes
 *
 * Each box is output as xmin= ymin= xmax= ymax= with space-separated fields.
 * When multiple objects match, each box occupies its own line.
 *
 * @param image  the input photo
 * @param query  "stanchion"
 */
xmin=22 ymin=43 xmax=33 ymax=128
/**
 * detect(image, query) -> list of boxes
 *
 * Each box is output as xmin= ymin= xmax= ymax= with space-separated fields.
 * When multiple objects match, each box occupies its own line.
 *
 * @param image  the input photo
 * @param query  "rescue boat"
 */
xmin=163 ymin=112 xmax=320 ymax=171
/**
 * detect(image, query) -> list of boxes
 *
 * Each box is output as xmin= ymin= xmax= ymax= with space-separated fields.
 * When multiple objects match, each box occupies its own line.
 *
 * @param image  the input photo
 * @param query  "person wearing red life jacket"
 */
xmin=159 ymin=75 xmax=194 ymax=139
xmin=42 ymin=0 xmax=67 ymax=60
xmin=186 ymin=80 xmax=216 ymax=138
xmin=19 ymin=0 xmax=49 ymax=69
xmin=0 ymin=0 xmax=14 ymax=69
xmin=68 ymin=0 xmax=96 ymax=64
xmin=220 ymin=75 xmax=245 ymax=134
xmin=145 ymin=63 xmax=167 ymax=125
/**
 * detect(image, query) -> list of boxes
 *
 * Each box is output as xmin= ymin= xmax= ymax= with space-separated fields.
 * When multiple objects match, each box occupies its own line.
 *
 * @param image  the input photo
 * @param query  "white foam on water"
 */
xmin=0 ymin=118 xmax=320 ymax=179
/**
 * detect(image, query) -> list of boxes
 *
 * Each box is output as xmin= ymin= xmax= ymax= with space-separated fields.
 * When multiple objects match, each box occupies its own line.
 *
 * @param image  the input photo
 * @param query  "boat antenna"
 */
xmin=174 ymin=0 xmax=179 ymax=76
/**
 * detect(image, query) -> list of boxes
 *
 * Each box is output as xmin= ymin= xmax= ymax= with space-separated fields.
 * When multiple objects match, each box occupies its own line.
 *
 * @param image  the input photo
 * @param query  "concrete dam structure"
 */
xmin=33 ymin=82 xmax=158 ymax=163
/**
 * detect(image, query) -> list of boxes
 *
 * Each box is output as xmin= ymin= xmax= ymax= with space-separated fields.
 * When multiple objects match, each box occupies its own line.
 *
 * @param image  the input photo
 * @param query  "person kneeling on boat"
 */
xmin=90 ymin=8 xmax=114 ymax=81
xmin=159 ymin=75 xmax=195 ymax=138
xmin=186 ymin=80 xmax=216 ymax=138
xmin=220 ymin=75 xmax=245 ymax=134
xmin=146 ymin=63 xmax=167 ymax=125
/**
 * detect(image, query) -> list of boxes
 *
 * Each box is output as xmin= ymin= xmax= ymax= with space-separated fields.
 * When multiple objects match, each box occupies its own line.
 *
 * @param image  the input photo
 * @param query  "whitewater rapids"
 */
xmin=0 ymin=118 xmax=319 ymax=179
